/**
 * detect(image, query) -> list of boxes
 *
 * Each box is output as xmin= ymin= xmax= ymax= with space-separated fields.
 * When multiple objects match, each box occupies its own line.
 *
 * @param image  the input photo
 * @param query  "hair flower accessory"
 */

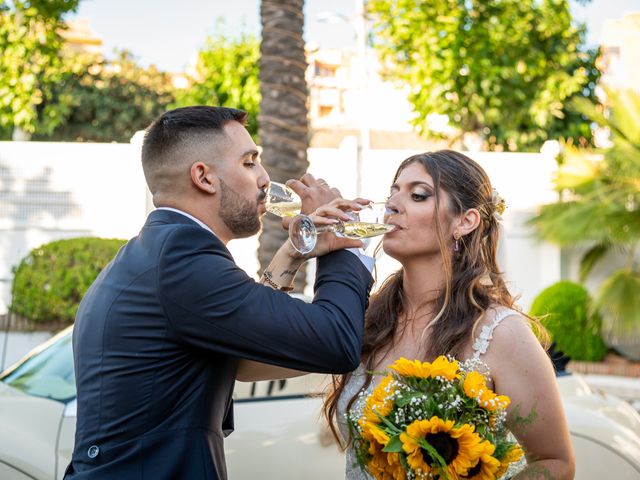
xmin=492 ymin=189 xmax=507 ymax=222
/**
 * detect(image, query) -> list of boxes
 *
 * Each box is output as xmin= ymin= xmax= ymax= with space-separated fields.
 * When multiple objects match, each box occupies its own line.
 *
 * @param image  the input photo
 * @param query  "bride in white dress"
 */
xmin=239 ymin=150 xmax=576 ymax=479
xmin=322 ymin=151 xmax=575 ymax=479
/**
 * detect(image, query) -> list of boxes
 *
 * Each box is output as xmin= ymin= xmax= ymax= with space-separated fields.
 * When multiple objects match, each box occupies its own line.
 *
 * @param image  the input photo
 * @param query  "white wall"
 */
xmin=0 ymin=141 xmax=561 ymax=316
xmin=0 ymin=141 xmax=149 ymax=312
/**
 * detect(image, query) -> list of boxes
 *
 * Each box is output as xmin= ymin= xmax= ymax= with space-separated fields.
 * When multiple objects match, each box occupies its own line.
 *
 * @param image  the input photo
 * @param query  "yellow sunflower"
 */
xmin=368 ymin=452 xmax=391 ymax=480
xmin=367 ymin=441 xmax=407 ymax=480
xmin=389 ymin=356 xmax=460 ymax=380
xmin=362 ymin=374 xmax=396 ymax=425
xmin=365 ymin=423 xmax=391 ymax=445
xmin=495 ymin=445 xmax=524 ymax=478
xmin=400 ymin=417 xmax=486 ymax=478
xmin=430 ymin=355 xmax=461 ymax=381
xmin=359 ymin=375 xmax=396 ymax=448
xmin=386 ymin=452 xmax=406 ymax=480
xmin=459 ymin=440 xmax=501 ymax=480
xmin=462 ymin=371 xmax=510 ymax=411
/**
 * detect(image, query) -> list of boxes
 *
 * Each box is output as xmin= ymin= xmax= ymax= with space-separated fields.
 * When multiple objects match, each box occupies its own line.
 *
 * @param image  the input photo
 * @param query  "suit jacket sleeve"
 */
xmin=157 ymin=225 xmax=373 ymax=374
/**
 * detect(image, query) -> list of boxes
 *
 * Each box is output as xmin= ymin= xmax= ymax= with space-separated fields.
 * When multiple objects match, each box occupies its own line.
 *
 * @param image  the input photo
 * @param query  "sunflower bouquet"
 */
xmin=348 ymin=356 xmax=524 ymax=480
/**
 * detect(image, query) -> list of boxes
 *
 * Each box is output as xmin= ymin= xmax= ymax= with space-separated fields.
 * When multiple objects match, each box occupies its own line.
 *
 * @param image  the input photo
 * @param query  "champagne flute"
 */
xmin=265 ymin=181 xmax=302 ymax=218
xmin=289 ymin=202 xmax=394 ymax=255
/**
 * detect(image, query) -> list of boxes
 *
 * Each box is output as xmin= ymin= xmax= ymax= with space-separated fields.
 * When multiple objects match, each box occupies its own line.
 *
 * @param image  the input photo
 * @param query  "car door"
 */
xmin=55 ymin=400 xmax=76 ymax=479
xmin=225 ymin=375 xmax=345 ymax=479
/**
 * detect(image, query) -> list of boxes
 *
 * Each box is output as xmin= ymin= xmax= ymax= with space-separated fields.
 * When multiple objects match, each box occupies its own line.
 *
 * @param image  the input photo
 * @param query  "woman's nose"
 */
xmin=385 ymin=201 xmax=400 ymax=215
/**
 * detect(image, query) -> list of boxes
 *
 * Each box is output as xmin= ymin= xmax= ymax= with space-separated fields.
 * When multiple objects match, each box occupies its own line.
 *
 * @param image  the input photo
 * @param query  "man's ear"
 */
xmin=190 ymin=162 xmax=217 ymax=194
xmin=455 ymin=208 xmax=481 ymax=237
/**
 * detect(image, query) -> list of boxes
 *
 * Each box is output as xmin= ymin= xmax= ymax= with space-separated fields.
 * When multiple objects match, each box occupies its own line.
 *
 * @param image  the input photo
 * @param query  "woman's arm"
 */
xmin=236 ymin=359 xmax=308 ymax=382
xmin=486 ymin=314 xmax=576 ymax=480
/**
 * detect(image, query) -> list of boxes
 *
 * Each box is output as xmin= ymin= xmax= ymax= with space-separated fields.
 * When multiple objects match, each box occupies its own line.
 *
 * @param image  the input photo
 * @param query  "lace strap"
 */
xmin=471 ymin=307 xmax=516 ymax=361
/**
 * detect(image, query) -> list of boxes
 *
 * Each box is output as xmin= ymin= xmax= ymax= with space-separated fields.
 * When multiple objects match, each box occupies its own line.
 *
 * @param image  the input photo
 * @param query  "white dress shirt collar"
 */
xmin=156 ymin=207 xmax=216 ymax=237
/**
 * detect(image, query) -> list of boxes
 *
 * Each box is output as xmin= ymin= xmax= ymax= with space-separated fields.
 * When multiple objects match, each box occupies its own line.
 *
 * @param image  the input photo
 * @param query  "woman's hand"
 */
xmin=282 ymin=197 xmax=372 ymax=259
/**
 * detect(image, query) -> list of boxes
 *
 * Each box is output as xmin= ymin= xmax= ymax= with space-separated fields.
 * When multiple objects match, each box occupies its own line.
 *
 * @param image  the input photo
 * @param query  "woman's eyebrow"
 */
xmin=390 ymin=181 xmax=434 ymax=190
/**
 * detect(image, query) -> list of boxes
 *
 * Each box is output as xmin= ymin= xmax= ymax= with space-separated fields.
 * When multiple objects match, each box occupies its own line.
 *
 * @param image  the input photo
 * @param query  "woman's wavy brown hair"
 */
xmin=323 ymin=150 xmax=547 ymax=447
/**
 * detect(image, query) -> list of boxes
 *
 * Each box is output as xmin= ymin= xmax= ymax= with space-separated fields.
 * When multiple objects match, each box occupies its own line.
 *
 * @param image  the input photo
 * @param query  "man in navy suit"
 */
xmin=65 ymin=106 xmax=373 ymax=479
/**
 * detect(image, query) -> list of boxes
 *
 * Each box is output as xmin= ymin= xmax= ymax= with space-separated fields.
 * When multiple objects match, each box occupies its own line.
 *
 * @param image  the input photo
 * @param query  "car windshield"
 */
xmin=0 ymin=327 xmax=75 ymax=403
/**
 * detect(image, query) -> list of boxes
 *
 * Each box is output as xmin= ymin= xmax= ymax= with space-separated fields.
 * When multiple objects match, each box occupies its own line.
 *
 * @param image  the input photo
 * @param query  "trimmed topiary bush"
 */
xmin=530 ymin=280 xmax=608 ymax=362
xmin=10 ymin=237 xmax=126 ymax=325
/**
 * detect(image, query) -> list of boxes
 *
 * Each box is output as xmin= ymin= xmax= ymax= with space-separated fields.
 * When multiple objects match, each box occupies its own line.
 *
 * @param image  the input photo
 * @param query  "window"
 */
xmin=0 ymin=328 xmax=75 ymax=403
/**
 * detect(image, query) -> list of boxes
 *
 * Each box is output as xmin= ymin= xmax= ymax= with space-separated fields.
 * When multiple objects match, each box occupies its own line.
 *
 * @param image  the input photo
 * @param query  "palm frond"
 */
xmin=553 ymin=149 xmax=601 ymax=190
xmin=609 ymin=89 xmax=640 ymax=144
xmin=580 ymin=244 xmax=610 ymax=282
xmin=596 ymin=269 xmax=640 ymax=333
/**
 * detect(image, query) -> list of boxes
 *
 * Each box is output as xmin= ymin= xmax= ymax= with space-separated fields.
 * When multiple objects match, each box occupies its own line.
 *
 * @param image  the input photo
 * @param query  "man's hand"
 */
xmin=286 ymin=173 xmax=341 ymax=215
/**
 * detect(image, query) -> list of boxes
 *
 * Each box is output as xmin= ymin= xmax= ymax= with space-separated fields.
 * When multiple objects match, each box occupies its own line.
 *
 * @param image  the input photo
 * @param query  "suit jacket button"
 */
xmin=87 ymin=445 xmax=100 ymax=458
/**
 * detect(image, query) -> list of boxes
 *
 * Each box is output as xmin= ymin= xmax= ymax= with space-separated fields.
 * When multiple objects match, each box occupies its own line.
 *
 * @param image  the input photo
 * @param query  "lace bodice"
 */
xmin=337 ymin=306 xmax=526 ymax=479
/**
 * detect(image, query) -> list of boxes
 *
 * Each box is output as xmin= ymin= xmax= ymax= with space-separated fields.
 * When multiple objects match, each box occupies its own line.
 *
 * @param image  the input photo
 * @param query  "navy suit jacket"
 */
xmin=65 ymin=209 xmax=372 ymax=479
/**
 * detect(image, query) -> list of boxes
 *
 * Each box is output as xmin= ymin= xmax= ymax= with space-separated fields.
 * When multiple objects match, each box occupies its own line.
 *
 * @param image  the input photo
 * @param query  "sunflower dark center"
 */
xmin=463 ymin=461 xmax=483 ymax=478
xmin=421 ymin=432 xmax=459 ymax=465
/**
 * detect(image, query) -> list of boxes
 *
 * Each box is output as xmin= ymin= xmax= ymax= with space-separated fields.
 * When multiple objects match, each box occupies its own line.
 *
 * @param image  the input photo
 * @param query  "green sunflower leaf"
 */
xmin=382 ymin=435 xmax=404 ymax=453
xmin=417 ymin=438 xmax=448 ymax=471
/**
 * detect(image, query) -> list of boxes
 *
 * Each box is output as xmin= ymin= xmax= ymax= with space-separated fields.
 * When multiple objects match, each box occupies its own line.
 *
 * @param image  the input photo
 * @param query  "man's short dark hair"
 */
xmin=141 ymin=106 xmax=248 ymax=189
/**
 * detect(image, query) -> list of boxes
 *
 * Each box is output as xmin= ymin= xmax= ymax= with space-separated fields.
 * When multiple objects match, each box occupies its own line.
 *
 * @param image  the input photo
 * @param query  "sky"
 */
xmin=69 ymin=0 xmax=640 ymax=73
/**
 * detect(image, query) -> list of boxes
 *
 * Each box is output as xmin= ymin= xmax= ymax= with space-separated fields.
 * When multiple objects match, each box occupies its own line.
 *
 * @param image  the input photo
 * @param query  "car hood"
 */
xmin=0 ymin=381 xmax=66 ymax=478
xmin=0 ymin=380 xmax=30 ymax=397
xmin=558 ymin=374 xmax=640 ymax=431
xmin=558 ymin=375 xmax=640 ymax=468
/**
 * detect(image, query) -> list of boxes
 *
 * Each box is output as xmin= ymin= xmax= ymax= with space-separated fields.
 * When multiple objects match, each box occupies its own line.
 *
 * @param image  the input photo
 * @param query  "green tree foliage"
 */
xmin=530 ymin=281 xmax=607 ymax=361
xmin=367 ymin=0 xmax=598 ymax=151
xmin=171 ymin=30 xmax=261 ymax=137
xmin=34 ymin=51 xmax=175 ymax=142
xmin=530 ymin=89 xmax=640 ymax=357
xmin=10 ymin=237 xmax=126 ymax=324
xmin=0 ymin=0 xmax=80 ymax=135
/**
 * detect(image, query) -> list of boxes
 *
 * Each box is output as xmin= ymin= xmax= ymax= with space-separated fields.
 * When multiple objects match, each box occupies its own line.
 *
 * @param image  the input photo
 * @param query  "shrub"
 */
xmin=529 ymin=280 xmax=608 ymax=361
xmin=10 ymin=237 xmax=126 ymax=325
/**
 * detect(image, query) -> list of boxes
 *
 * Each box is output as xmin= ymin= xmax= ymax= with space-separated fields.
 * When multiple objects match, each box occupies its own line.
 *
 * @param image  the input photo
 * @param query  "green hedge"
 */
xmin=10 ymin=237 xmax=126 ymax=325
xmin=530 ymin=280 xmax=608 ymax=361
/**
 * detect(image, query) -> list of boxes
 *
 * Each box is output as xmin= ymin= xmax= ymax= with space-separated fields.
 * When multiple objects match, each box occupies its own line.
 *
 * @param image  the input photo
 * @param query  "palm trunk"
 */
xmin=258 ymin=0 xmax=309 ymax=292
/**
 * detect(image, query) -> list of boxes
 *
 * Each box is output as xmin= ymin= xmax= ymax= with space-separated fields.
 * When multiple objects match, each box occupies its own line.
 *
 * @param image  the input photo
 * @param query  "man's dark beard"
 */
xmin=218 ymin=178 xmax=264 ymax=237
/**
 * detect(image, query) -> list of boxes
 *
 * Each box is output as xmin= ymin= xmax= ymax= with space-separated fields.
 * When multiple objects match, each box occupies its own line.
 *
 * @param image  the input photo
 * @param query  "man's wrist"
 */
xmin=281 ymin=240 xmax=308 ymax=263
xmin=261 ymin=270 xmax=295 ymax=292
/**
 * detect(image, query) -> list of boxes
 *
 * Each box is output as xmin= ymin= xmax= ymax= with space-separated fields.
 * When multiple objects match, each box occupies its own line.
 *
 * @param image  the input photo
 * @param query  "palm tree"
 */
xmin=530 ymin=88 xmax=640 ymax=360
xmin=258 ymin=0 xmax=309 ymax=292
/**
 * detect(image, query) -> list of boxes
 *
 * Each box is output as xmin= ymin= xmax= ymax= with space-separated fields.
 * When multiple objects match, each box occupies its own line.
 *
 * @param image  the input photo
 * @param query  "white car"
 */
xmin=1 ymin=326 xmax=639 ymax=479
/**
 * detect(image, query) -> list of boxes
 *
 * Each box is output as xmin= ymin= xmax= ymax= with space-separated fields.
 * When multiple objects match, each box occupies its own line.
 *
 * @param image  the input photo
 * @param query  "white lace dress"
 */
xmin=336 ymin=306 xmax=527 ymax=479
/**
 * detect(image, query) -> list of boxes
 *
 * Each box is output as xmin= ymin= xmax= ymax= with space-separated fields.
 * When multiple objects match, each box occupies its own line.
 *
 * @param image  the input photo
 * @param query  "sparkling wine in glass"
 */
xmin=265 ymin=181 xmax=302 ymax=218
xmin=289 ymin=202 xmax=394 ymax=254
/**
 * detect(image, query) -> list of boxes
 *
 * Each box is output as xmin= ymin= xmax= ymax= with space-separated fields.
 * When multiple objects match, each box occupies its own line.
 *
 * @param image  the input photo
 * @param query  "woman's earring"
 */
xmin=454 ymin=233 xmax=460 ymax=253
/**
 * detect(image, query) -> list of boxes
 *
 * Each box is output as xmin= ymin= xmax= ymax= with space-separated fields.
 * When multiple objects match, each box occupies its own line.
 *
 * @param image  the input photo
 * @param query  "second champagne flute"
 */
xmin=289 ymin=202 xmax=394 ymax=255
